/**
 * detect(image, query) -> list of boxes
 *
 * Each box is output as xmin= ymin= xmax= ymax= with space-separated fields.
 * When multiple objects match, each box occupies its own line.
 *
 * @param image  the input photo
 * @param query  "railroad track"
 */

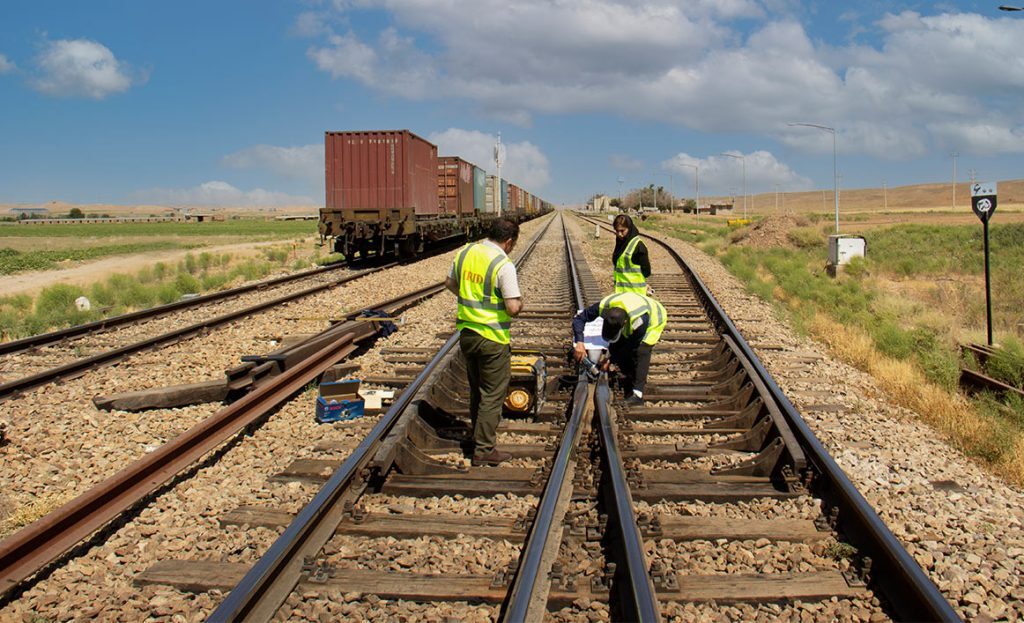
xmin=122 ymin=212 xmax=954 ymax=621
xmin=0 ymin=262 xmax=383 ymax=400
xmin=0 ymin=211 xmax=958 ymax=620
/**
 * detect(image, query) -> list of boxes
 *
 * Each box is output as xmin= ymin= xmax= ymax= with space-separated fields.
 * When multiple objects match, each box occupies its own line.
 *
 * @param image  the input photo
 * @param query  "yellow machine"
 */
xmin=503 ymin=350 xmax=547 ymax=418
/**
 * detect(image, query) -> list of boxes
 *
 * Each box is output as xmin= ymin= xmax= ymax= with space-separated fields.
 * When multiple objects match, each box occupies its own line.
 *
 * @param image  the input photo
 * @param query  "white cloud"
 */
xmin=662 ymin=150 xmax=812 ymax=195
xmin=427 ymin=128 xmax=551 ymax=191
xmin=0 ymin=54 xmax=15 ymax=74
xmin=32 ymin=38 xmax=142 ymax=99
xmin=133 ymin=181 xmax=316 ymax=207
xmin=300 ymin=3 xmax=1024 ymax=159
xmin=927 ymin=121 xmax=1024 ymax=155
xmin=222 ymin=144 xmax=324 ymax=183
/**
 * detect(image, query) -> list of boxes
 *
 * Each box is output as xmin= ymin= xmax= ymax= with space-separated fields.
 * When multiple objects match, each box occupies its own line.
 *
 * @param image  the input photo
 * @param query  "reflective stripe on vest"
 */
xmin=614 ymin=236 xmax=647 ymax=294
xmin=454 ymin=243 xmax=512 ymax=344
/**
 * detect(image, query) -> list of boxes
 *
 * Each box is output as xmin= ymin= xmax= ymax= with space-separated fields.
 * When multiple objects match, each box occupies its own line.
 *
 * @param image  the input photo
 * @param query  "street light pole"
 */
xmin=719 ymin=152 xmax=746 ymax=219
xmin=494 ymin=132 xmax=504 ymax=216
xmin=789 ymin=122 xmax=839 ymax=233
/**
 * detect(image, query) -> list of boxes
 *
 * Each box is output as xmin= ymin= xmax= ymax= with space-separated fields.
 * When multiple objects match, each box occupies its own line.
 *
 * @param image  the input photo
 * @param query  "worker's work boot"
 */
xmin=623 ymin=394 xmax=645 ymax=407
xmin=472 ymin=448 xmax=512 ymax=467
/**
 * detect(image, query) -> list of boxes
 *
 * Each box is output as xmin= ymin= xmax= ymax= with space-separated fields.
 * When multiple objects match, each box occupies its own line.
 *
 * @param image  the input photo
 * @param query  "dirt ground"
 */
xmin=0 ymin=240 xmax=311 ymax=298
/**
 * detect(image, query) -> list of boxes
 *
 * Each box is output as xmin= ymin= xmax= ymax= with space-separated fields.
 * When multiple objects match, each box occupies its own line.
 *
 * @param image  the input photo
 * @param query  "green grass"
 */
xmin=867 ymin=222 xmax=1024 ymax=276
xmin=0 ymin=242 xmax=194 ymax=275
xmin=0 ymin=247 xmax=309 ymax=340
xmin=0 ymin=219 xmax=316 ymax=238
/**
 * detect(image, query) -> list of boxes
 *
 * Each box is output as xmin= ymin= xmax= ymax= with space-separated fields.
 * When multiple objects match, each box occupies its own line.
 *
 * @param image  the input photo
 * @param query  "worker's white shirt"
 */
xmin=450 ymin=240 xmax=521 ymax=299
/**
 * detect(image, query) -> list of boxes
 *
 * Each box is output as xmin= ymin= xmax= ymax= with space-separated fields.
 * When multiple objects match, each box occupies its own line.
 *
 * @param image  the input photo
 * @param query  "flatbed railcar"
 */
xmin=318 ymin=129 xmax=551 ymax=259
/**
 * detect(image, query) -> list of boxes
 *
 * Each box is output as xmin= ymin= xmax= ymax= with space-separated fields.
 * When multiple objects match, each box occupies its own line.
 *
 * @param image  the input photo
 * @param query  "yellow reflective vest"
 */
xmin=454 ymin=242 xmax=513 ymax=344
xmin=614 ymin=236 xmax=647 ymax=294
xmin=598 ymin=292 xmax=667 ymax=346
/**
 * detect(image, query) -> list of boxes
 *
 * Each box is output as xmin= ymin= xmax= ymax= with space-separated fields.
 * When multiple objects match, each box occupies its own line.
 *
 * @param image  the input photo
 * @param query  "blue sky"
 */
xmin=0 ymin=0 xmax=1021 ymax=207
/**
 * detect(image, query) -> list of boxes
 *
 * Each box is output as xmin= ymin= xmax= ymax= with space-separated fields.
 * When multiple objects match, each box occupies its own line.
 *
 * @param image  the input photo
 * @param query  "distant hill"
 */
xmin=704 ymin=179 xmax=1023 ymax=215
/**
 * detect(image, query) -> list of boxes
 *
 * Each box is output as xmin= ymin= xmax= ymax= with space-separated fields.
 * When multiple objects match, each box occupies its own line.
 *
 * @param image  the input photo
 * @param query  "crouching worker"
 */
xmin=571 ymin=292 xmax=667 ymax=406
xmin=445 ymin=218 xmax=522 ymax=466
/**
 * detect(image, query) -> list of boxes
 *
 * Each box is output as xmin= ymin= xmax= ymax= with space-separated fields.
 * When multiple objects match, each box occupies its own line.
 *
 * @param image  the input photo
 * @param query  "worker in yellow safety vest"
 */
xmin=571 ymin=291 xmax=667 ymax=406
xmin=446 ymin=218 xmax=523 ymax=466
xmin=612 ymin=214 xmax=651 ymax=294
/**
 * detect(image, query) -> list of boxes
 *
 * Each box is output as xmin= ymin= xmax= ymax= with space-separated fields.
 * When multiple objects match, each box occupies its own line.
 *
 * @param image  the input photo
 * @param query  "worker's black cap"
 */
xmin=601 ymin=308 xmax=627 ymax=342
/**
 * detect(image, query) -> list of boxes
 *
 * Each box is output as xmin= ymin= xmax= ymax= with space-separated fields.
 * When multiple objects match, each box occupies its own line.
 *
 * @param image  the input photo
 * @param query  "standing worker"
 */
xmin=572 ymin=291 xmax=667 ymax=406
xmin=446 ymin=218 xmax=523 ymax=466
xmin=612 ymin=214 xmax=651 ymax=294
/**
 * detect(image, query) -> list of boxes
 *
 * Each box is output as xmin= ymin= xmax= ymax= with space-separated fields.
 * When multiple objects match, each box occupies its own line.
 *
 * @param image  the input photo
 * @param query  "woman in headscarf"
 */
xmin=612 ymin=214 xmax=651 ymax=294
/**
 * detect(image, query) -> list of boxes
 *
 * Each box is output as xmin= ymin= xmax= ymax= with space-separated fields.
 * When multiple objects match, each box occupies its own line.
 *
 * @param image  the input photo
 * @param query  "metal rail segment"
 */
xmin=501 ymin=219 xmax=591 ymax=622
xmin=594 ymin=378 xmax=662 ymax=622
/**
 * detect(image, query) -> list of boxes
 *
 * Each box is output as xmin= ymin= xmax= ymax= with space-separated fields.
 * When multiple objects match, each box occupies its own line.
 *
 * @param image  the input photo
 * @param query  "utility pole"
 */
xmin=969 ymin=168 xmax=977 ymax=184
xmin=883 ymin=179 xmax=887 ymax=211
xmin=618 ymin=176 xmax=624 ymax=208
xmin=774 ymin=183 xmax=779 ymax=213
xmin=951 ymin=151 xmax=959 ymax=210
xmin=494 ymin=132 xmax=504 ymax=216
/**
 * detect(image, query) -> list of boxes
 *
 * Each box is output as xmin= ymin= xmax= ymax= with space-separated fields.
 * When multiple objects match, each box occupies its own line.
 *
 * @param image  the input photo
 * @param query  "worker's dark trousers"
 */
xmin=460 ymin=329 xmax=511 ymax=455
xmin=610 ymin=335 xmax=654 ymax=394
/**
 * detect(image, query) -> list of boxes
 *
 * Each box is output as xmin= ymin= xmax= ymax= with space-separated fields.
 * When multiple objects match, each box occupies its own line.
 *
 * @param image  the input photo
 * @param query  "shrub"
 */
xmin=987 ymin=337 xmax=1024 ymax=389
xmin=174 ymin=272 xmax=201 ymax=294
xmin=787 ymin=227 xmax=824 ymax=249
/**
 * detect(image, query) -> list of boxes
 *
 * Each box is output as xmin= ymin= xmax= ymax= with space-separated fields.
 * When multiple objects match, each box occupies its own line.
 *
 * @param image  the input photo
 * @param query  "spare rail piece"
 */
xmin=594 ymin=378 xmax=662 ymax=622
xmin=0 ymin=327 xmax=362 ymax=599
xmin=644 ymin=229 xmax=960 ymax=622
xmin=0 ymin=265 xmax=388 ymax=402
xmin=0 ymin=262 xmax=352 ymax=356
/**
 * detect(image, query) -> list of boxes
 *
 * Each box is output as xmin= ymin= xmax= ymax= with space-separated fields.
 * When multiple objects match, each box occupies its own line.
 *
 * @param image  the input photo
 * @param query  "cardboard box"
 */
xmin=315 ymin=379 xmax=365 ymax=423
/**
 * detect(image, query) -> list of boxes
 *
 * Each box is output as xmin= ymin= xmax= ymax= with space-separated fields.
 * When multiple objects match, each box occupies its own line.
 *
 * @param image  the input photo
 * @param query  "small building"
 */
xmin=9 ymin=207 xmax=50 ymax=219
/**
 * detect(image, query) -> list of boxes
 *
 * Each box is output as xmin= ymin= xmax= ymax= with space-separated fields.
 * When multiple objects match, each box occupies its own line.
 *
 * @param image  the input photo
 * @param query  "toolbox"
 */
xmin=315 ymin=379 xmax=365 ymax=423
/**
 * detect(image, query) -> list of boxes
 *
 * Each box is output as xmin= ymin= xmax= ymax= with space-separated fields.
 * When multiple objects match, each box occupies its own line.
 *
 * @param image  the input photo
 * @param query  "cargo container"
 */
xmin=507 ymin=183 xmax=521 ymax=214
xmin=501 ymin=179 xmax=509 ymax=215
xmin=325 ymin=130 xmax=438 ymax=216
xmin=473 ymin=166 xmax=486 ymax=214
xmin=437 ymin=156 xmax=475 ymax=216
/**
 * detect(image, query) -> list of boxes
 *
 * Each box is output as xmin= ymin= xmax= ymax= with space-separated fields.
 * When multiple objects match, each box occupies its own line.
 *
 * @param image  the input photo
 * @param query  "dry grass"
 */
xmin=808 ymin=313 xmax=1024 ymax=485
xmin=0 ymin=491 xmax=73 ymax=539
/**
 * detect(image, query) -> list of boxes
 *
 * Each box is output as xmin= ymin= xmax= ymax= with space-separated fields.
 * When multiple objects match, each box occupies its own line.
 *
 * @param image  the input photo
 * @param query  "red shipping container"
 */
xmin=437 ymin=156 xmax=475 ymax=216
xmin=507 ymin=183 xmax=522 ymax=213
xmin=325 ymin=130 xmax=439 ymax=216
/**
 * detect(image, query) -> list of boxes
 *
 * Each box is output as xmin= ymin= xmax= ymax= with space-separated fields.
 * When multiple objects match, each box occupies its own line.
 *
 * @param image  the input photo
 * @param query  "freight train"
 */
xmin=318 ymin=130 xmax=553 ymax=259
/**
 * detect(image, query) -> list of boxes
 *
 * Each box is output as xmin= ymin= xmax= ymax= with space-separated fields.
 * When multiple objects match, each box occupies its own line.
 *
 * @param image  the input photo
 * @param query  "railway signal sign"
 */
xmin=971 ymin=182 xmax=997 ymax=223
xmin=970 ymin=182 xmax=997 ymax=345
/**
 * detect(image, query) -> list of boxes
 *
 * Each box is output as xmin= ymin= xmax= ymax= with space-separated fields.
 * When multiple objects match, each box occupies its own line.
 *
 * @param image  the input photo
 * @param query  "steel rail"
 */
xmin=622 ymin=221 xmax=959 ymax=622
xmin=594 ymin=378 xmax=662 ymax=622
xmin=0 ymin=264 xmax=391 ymax=402
xmin=0 ymin=328 xmax=360 ymax=599
xmin=209 ymin=213 xmax=559 ymax=621
xmin=502 ymin=215 xmax=589 ymax=621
